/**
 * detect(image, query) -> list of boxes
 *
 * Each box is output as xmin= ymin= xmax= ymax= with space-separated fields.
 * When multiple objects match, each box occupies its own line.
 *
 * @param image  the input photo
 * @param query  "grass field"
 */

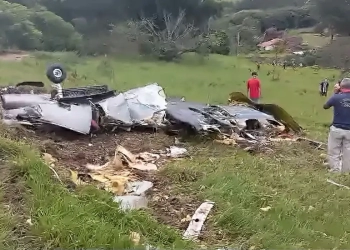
xmin=1 ymin=52 xmax=349 ymax=249
xmin=288 ymin=28 xmax=331 ymax=48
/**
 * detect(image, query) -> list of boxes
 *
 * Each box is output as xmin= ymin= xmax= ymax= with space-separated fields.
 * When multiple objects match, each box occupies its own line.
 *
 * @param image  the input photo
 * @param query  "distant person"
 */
xmin=323 ymin=78 xmax=350 ymax=173
xmin=247 ymin=72 xmax=261 ymax=103
xmin=256 ymin=62 xmax=260 ymax=71
xmin=319 ymin=78 xmax=329 ymax=96
xmin=283 ymin=61 xmax=287 ymax=69
xmin=291 ymin=60 xmax=296 ymax=70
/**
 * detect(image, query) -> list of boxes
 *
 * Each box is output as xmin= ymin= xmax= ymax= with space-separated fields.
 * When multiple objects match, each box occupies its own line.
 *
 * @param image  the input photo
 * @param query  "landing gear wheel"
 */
xmin=46 ymin=63 xmax=67 ymax=84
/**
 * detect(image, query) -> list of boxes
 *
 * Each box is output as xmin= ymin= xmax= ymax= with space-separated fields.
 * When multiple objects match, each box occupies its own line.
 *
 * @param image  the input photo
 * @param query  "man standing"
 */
xmin=319 ymin=78 xmax=329 ymax=96
xmin=256 ymin=62 xmax=260 ymax=71
xmin=247 ymin=72 xmax=261 ymax=103
xmin=323 ymin=78 xmax=350 ymax=173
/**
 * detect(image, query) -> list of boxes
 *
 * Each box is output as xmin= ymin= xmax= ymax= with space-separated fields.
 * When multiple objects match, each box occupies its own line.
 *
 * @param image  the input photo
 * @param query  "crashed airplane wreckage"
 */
xmin=0 ymin=64 xmax=302 ymax=143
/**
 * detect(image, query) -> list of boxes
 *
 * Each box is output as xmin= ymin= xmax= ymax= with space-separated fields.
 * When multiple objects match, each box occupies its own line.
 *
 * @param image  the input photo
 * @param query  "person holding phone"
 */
xmin=323 ymin=78 xmax=350 ymax=172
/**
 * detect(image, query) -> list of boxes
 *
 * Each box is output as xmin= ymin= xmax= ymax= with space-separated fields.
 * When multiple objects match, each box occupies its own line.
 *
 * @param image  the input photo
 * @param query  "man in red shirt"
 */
xmin=247 ymin=72 xmax=261 ymax=103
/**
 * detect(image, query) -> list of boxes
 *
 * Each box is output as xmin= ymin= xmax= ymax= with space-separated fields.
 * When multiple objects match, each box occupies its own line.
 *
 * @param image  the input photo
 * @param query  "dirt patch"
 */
xmin=0 ymin=51 xmax=30 ymax=62
xmin=149 ymin=175 xmax=201 ymax=230
xmin=34 ymin=129 xmax=175 ymax=171
xmin=27 ymin=128 xmax=215 ymax=238
xmin=148 ymin=173 xmax=229 ymax=244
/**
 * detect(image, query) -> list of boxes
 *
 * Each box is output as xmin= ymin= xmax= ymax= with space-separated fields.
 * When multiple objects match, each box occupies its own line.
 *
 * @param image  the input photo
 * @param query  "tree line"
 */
xmin=1 ymin=0 xmax=349 ymax=61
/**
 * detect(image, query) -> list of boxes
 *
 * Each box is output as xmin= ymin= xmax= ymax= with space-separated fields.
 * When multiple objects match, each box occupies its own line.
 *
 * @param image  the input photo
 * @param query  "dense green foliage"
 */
xmin=0 ymin=0 xmax=81 ymax=51
xmin=233 ymin=0 xmax=307 ymax=11
xmin=230 ymin=7 xmax=317 ymax=31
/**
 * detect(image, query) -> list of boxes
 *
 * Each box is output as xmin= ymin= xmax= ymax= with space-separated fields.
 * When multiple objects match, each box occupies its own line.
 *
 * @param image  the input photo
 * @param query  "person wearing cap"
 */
xmin=323 ymin=78 xmax=350 ymax=172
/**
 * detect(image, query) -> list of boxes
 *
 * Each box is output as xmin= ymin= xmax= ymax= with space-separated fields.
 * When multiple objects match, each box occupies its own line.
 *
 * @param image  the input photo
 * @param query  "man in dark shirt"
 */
xmin=319 ymin=78 xmax=329 ymax=96
xmin=323 ymin=78 xmax=350 ymax=172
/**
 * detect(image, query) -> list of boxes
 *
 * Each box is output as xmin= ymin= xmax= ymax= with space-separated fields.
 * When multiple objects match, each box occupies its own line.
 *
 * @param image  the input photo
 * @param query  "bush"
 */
xmin=303 ymin=54 xmax=317 ymax=66
xmin=283 ymin=52 xmax=318 ymax=67
xmin=208 ymin=30 xmax=230 ymax=55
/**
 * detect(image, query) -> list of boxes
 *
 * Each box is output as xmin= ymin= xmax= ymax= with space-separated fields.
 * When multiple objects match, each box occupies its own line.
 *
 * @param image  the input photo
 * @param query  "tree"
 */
xmin=25 ymin=0 xmax=223 ymax=34
xmin=271 ymin=40 xmax=287 ymax=80
xmin=0 ymin=0 xmax=81 ymax=51
xmin=230 ymin=7 xmax=316 ymax=31
xmin=123 ymin=10 xmax=211 ymax=61
xmin=234 ymin=0 xmax=307 ymax=11
xmin=313 ymin=0 xmax=350 ymax=36
xmin=31 ymin=11 xmax=82 ymax=51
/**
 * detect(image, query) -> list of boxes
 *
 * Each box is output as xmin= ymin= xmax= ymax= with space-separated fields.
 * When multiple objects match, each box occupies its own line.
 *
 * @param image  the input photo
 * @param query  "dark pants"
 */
xmin=250 ymin=97 xmax=260 ymax=103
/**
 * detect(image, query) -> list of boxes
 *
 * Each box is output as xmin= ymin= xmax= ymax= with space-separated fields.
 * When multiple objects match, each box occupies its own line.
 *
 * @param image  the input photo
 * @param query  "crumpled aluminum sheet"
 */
xmin=98 ymin=83 xmax=167 ymax=126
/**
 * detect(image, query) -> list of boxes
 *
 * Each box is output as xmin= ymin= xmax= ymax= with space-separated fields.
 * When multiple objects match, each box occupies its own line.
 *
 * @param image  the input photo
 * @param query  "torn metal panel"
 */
xmin=98 ymin=93 xmax=133 ymax=125
xmin=166 ymin=99 xmax=211 ymax=131
xmin=217 ymin=105 xmax=283 ymax=128
xmin=21 ymin=103 xmax=92 ymax=134
xmin=98 ymin=83 xmax=167 ymax=127
xmin=38 ymin=103 xmax=92 ymax=134
xmin=228 ymin=92 xmax=302 ymax=133
xmin=166 ymin=99 xmax=283 ymax=133
xmin=1 ymin=94 xmax=52 ymax=110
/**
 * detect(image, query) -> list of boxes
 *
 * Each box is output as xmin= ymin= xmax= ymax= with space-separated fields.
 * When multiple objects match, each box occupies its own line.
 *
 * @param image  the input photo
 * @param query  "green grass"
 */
xmin=288 ymin=28 xmax=331 ymax=48
xmin=0 ymin=52 xmax=348 ymax=249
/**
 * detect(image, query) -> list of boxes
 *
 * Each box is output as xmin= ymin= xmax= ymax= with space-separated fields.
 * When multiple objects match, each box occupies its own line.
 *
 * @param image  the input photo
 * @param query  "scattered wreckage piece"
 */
xmin=183 ymin=200 xmax=215 ymax=240
xmin=166 ymin=97 xmax=290 ymax=152
xmin=228 ymin=92 xmax=303 ymax=133
xmin=166 ymin=97 xmax=286 ymax=135
xmin=67 ymin=144 xmax=187 ymax=211
xmin=296 ymin=137 xmax=325 ymax=150
xmin=327 ymin=179 xmax=350 ymax=190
